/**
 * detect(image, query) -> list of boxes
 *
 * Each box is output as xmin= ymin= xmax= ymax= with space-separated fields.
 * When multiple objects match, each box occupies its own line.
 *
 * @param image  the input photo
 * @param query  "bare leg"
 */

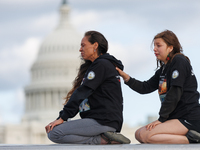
xmin=135 ymin=119 xmax=189 ymax=144
xmin=135 ymin=127 xmax=144 ymax=143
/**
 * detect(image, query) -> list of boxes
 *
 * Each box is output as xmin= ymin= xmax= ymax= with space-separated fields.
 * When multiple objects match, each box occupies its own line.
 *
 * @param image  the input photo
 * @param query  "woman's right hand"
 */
xmin=146 ymin=120 xmax=162 ymax=131
xmin=45 ymin=118 xmax=64 ymax=133
xmin=116 ymin=67 xmax=130 ymax=82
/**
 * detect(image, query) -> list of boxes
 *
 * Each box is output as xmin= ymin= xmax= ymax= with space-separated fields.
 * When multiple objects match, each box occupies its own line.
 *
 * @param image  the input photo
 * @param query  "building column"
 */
xmin=46 ymin=91 xmax=52 ymax=109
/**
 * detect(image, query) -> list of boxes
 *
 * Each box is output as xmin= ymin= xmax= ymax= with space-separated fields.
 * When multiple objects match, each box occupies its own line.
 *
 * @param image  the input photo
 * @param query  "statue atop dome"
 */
xmin=62 ymin=0 xmax=67 ymax=5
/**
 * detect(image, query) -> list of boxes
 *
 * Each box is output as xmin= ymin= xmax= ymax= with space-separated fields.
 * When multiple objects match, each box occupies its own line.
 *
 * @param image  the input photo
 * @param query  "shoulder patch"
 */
xmin=87 ymin=71 xmax=95 ymax=80
xmin=172 ymin=70 xmax=179 ymax=79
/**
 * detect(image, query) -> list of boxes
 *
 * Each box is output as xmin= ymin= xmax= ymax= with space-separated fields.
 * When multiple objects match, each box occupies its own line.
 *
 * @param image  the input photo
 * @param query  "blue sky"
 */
xmin=0 ymin=0 xmax=200 ymax=127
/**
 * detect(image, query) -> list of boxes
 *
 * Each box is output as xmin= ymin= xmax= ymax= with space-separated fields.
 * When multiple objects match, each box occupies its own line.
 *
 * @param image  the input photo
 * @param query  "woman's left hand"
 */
xmin=146 ymin=120 xmax=162 ymax=131
xmin=45 ymin=118 xmax=64 ymax=133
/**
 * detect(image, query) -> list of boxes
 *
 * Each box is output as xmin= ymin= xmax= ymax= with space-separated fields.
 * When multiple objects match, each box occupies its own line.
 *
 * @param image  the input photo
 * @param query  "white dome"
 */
xmin=27 ymin=3 xmax=81 ymax=90
xmin=23 ymin=1 xmax=82 ymax=123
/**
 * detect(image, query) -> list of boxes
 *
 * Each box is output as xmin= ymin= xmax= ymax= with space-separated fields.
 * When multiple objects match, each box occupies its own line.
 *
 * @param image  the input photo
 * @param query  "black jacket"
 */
xmin=126 ymin=54 xmax=200 ymax=122
xmin=58 ymin=53 xmax=124 ymax=132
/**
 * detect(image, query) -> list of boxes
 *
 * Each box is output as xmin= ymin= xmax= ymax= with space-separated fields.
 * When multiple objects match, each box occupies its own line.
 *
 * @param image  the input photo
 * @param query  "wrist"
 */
xmin=59 ymin=117 xmax=64 ymax=123
xmin=124 ymin=76 xmax=130 ymax=82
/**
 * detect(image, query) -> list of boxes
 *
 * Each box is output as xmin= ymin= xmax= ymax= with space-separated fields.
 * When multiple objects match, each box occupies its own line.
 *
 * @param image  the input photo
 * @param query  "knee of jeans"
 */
xmin=48 ymin=129 xmax=61 ymax=143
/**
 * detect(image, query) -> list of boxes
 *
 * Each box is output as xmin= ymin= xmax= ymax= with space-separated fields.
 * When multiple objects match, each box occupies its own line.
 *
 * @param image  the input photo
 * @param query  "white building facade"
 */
xmin=0 ymin=0 xmax=81 ymax=144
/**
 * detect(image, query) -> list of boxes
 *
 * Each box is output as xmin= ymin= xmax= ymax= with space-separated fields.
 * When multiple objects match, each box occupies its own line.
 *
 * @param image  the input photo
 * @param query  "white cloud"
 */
xmin=0 ymin=37 xmax=41 ymax=90
xmin=0 ymin=0 xmax=56 ymax=5
xmin=30 ymin=12 xmax=58 ymax=33
xmin=109 ymin=41 xmax=155 ymax=74
xmin=70 ymin=10 xmax=100 ymax=33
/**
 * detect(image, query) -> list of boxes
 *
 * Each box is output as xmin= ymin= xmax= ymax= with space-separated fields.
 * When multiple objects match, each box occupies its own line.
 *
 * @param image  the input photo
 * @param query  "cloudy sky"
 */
xmin=0 ymin=0 xmax=200 ymax=127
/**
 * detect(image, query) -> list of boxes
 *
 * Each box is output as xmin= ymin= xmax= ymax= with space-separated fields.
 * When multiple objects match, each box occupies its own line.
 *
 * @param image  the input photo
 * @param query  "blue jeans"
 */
xmin=47 ymin=118 xmax=116 ymax=145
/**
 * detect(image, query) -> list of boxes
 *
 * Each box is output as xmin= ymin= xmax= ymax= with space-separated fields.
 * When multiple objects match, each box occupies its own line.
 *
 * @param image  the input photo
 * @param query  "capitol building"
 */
xmin=0 ymin=0 xmax=139 ymax=144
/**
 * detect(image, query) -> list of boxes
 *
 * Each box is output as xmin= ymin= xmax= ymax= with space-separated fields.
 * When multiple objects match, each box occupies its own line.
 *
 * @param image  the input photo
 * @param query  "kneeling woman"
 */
xmin=45 ymin=31 xmax=130 ymax=145
xmin=117 ymin=30 xmax=200 ymax=144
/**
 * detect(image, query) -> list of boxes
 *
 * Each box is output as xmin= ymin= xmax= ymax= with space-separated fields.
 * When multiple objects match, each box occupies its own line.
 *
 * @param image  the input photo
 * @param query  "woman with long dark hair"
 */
xmin=45 ymin=31 xmax=130 ymax=145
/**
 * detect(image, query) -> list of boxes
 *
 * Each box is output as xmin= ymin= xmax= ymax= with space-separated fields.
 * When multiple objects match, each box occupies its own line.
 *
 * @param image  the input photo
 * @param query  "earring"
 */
xmin=166 ymin=54 xmax=170 ymax=61
xmin=94 ymin=49 xmax=96 ymax=52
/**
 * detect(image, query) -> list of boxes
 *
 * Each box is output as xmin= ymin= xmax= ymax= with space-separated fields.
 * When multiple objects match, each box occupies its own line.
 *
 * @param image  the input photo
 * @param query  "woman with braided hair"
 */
xmin=45 ymin=31 xmax=130 ymax=145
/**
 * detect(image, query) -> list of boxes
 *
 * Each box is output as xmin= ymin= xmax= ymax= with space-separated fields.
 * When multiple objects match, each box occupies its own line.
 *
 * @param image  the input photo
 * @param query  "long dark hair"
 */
xmin=85 ymin=30 xmax=108 ymax=55
xmin=64 ymin=30 xmax=108 ymax=105
xmin=64 ymin=60 xmax=92 ymax=105
xmin=153 ymin=30 xmax=190 ymax=68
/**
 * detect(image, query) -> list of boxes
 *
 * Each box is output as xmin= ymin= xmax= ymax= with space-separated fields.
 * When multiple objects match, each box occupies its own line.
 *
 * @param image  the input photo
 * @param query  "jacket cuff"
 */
xmin=158 ymin=116 xmax=167 ymax=123
xmin=124 ymin=77 xmax=134 ymax=85
xmin=56 ymin=110 xmax=63 ymax=120
xmin=60 ymin=111 xmax=69 ymax=121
